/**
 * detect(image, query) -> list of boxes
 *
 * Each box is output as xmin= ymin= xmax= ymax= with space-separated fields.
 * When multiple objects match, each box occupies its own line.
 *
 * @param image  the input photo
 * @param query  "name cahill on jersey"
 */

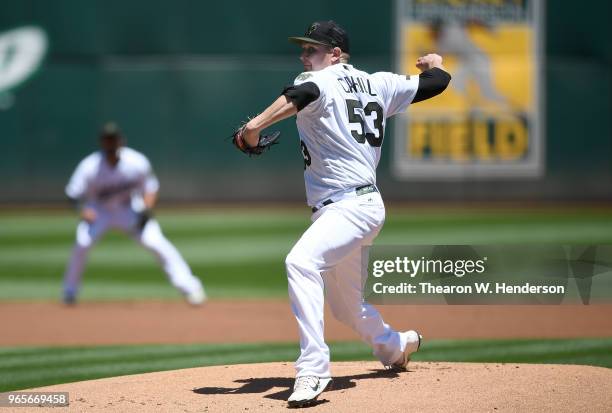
xmin=337 ymin=74 xmax=377 ymax=97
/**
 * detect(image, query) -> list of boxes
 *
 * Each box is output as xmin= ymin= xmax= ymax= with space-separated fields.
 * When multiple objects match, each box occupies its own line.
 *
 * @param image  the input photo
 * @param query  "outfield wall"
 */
xmin=1 ymin=0 xmax=611 ymax=203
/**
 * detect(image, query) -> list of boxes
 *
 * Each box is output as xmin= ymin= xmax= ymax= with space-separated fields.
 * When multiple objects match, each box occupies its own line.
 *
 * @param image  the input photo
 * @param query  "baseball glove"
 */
xmin=135 ymin=209 xmax=153 ymax=232
xmin=232 ymin=122 xmax=281 ymax=156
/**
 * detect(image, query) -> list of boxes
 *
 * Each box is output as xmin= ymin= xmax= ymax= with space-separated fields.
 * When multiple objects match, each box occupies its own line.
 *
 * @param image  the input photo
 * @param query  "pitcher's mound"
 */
xmin=23 ymin=361 xmax=612 ymax=412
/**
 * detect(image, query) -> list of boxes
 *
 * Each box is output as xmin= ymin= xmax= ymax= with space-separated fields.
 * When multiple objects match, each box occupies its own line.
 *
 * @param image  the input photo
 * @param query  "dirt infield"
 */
xmin=10 ymin=361 xmax=611 ymax=412
xmin=1 ymin=301 xmax=611 ymax=345
xmin=3 ymin=302 xmax=612 ymax=412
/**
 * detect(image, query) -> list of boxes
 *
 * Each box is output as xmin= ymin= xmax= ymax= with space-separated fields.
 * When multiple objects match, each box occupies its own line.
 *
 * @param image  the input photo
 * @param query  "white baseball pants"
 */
xmin=63 ymin=207 xmax=202 ymax=298
xmin=286 ymin=190 xmax=409 ymax=378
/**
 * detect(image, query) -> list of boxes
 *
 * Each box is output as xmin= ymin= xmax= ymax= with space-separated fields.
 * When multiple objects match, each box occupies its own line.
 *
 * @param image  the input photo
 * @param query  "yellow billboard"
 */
xmin=393 ymin=0 xmax=543 ymax=179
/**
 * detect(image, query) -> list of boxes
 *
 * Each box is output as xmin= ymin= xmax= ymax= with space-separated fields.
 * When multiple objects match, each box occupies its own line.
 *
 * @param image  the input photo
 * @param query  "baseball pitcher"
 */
xmin=233 ymin=21 xmax=450 ymax=407
xmin=62 ymin=123 xmax=206 ymax=306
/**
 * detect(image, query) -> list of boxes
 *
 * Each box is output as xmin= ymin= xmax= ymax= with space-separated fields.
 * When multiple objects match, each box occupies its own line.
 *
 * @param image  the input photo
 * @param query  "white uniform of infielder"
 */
xmin=238 ymin=21 xmax=450 ymax=407
xmin=62 ymin=124 xmax=205 ymax=305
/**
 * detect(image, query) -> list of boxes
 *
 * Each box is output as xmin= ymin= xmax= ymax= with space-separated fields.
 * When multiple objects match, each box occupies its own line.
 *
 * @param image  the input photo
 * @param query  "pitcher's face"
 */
xmin=299 ymin=43 xmax=334 ymax=72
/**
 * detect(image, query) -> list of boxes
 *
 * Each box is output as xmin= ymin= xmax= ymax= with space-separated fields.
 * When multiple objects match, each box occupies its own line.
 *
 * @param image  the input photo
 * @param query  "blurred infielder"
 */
xmin=62 ymin=123 xmax=206 ymax=305
xmin=233 ymin=21 xmax=450 ymax=407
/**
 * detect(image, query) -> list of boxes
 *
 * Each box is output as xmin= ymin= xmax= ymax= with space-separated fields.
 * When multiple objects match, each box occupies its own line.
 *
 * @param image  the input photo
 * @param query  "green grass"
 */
xmin=0 ymin=338 xmax=610 ymax=392
xmin=1 ymin=207 xmax=612 ymax=300
xmin=1 ymin=209 xmax=609 ymax=393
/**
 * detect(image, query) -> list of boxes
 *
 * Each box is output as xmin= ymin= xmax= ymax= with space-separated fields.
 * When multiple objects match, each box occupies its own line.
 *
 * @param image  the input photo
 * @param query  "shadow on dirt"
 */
xmin=193 ymin=368 xmax=406 ymax=403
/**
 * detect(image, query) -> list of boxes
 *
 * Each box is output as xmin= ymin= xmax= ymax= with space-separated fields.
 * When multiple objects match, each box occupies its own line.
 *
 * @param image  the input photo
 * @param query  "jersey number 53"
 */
xmin=346 ymin=99 xmax=384 ymax=147
xmin=300 ymin=99 xmax=384 ymax=170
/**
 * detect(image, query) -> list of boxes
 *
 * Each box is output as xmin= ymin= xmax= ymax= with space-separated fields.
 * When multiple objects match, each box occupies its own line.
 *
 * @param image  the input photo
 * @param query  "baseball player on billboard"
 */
xmin=233 ymin=21 xmax=450 ymax=407
xmin=62 ymin=123 xmax=206 ymax=306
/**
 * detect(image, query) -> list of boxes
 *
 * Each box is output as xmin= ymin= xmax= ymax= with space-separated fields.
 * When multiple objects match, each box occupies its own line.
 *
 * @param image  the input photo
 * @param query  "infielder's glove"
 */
xmin=232 ymin=122 xmax=281 ymax=156
xmin=136 ymin=209 xmax=153 ymax=231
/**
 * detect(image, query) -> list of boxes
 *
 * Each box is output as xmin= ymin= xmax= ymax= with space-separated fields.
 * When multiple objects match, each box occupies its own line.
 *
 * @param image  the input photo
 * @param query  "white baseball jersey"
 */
xmin=293 ymin=63 xmax=419 ymax=207
xmin=66 ymin=147 xmax=159 ymax=211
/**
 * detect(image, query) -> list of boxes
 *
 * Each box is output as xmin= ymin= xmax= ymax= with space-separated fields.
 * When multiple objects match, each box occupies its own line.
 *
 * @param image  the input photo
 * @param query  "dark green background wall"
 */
xmin=1 ymin=0 xmax=611 ymax=203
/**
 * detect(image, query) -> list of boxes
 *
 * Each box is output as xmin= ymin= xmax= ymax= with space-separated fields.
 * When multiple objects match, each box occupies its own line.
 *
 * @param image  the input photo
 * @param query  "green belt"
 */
xmin=312 ymin=184 xmax=378 ymax=213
